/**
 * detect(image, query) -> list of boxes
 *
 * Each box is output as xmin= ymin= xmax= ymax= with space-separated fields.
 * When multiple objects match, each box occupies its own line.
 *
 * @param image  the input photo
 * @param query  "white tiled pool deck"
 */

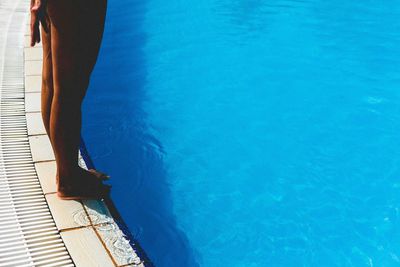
xmin=0 ymin=1 xmax=146 ymax=266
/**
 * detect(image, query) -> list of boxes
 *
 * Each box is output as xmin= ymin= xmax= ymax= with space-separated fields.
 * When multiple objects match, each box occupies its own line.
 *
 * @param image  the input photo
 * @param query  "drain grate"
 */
xmin=0 ymin=0 xmax=74 ymax=266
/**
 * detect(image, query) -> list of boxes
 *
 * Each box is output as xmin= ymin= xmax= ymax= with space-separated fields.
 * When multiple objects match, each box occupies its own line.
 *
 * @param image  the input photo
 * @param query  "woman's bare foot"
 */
xmin=57 ymin=167 xmax=111 ymax=200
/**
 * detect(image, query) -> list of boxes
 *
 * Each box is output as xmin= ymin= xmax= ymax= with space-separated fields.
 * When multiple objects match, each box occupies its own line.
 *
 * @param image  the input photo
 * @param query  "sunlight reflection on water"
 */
xmin=84 ymin=0 xmax=400 ymax=266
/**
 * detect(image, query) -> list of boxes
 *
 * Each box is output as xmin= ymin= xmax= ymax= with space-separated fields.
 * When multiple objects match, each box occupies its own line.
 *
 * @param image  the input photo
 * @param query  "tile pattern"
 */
xmin=46 ymin=193 xmax=91 ymax=229
xmin=96 ymin=223 xmax=143 ymax=266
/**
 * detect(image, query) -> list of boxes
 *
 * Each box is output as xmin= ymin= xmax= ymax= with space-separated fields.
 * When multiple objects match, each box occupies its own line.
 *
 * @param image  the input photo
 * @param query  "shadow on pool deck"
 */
xmin=82 ymin=1 xmax=200 ymax=266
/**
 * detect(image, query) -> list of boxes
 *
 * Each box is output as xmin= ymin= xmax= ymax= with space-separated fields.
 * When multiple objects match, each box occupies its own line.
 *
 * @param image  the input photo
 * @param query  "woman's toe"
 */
xmin=88 ymin=169 xmax=110 ymax=180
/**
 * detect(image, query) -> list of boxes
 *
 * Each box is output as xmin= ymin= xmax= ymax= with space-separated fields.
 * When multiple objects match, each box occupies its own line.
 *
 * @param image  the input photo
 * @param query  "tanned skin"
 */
xmin=30 ymin=0 xmax=110 ymax=199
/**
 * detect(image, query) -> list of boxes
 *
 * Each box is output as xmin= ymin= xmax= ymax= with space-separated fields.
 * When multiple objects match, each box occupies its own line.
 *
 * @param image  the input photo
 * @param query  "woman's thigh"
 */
xmin=46 ymin=0 xmax=107 ymax=98
xmin=78 ymin=0 xmax=107 ymax=77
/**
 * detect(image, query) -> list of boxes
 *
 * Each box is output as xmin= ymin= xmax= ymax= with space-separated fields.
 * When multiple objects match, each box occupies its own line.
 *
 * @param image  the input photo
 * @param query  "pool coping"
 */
xmin=22 ymin=7 xmax=151 ymax=267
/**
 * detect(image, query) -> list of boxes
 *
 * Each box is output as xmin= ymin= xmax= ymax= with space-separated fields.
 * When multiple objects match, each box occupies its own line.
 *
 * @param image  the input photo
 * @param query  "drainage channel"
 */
xmin=0 ymin=0 xmax=74 ymax=266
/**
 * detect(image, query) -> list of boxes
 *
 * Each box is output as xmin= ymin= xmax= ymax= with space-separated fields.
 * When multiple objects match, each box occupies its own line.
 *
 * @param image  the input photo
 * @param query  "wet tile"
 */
xmin=25 ymin=75 xmax=41 ymax=93
xmin=78 ymin=151 xmax=88 ymax=169
xmin=61 ymin=227 xmax=114 ymax=267
xmin=95 ymin=223 xmax=142 ymax=266
xmin=35 ymin=161 xmax=56 ymax=194
xmin=124 ymin=263 xmax=145 ymax=267
xmin=26 ymin=112 xmax=46 ymax=135
xmin=24 ymin=47 xmax=43 ymax=60
xmin=46 ymin=193 xmax=89 ymax=229
xmin=82 ymin=199 xmax=114 ymax=225
xmin=28 ymin=134 xmax=55 ymax=162
xmin=25 ymin=60 xmax=42 ymax=76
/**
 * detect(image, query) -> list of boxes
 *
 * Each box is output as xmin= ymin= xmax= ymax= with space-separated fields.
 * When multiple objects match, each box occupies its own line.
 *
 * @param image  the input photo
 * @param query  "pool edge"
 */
xmin=80 ymin=138 xmax=154 ymax=267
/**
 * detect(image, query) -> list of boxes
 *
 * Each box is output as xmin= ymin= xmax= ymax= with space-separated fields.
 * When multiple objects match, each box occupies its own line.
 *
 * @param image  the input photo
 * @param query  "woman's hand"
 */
xmin=30 ymin=0 xmax=48 ymax=47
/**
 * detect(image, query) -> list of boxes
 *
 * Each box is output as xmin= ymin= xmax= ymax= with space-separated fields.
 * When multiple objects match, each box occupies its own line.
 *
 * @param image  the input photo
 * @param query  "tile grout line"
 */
xmin=33 ymin=159 xmax=56 ymax=164
xmin=28 ymin=133 xmax=48 ymax=137
xmin=79 ymin=199 xmax=120 ymax=267
xmin=59 ymin=221 xmax=125 ymax=234
xmin=59 ymin=225 xmax=88 ymax=233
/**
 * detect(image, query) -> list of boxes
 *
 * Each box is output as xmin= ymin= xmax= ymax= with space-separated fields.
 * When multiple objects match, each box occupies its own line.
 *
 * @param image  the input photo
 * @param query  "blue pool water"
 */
xmin=83 ymin=0 xmax=400 ymax=266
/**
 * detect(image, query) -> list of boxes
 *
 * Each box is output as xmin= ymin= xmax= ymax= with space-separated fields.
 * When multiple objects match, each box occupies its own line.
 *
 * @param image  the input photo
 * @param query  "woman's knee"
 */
xmin=53 ymin=79 xmax=88 ymax=106
xmin=41 ymin=70 xmax=54 ymax=95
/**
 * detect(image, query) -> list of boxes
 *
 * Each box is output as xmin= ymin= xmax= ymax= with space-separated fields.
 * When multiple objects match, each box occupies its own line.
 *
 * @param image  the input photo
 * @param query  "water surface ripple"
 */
xmin=83 ymin=0 xmax=400 ymax=266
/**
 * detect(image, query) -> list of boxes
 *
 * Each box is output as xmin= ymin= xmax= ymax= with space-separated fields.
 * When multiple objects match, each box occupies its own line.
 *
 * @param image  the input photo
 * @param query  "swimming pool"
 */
xmin=82 ymin=0 xmax=400 ymax=266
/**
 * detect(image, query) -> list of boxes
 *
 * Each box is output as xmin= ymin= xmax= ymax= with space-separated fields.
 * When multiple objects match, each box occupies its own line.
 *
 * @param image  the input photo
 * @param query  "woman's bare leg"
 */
xmin=41 ymin=23 xmax=53 ymax=139
xmin=45 ymin=0 xmax=108 ymax=196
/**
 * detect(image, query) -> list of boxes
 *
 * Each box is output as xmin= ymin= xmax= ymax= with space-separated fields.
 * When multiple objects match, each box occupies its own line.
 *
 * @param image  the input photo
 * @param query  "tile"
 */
xmin=25 ymin=75 xmax=41 ymax=93
xmin=24 ymin=35 xmax=31 ymax=47
xmin=95 ymin=223 xmax=142 ymax=266
xmin=44 ymin=193 xmax=114 ymax=230
xmin=25 ymin=92 xmax=41 ymax=112
xmin=82 ymin=199 xmax=114 ymax=225
xmin=35 ymin=161 xmax=56 ymax=194
xmin=28 ymin=134 xmax=55 ymax=162
xmin=46 ymin=193 xmax=89 ymax=229
xmin=78 ymin=151 xmax=88 ymax=169
xmin=25 ymin=25 xmax=30 ymax=35
xmin=24 ymin=47 xmax=43 ymax=60
xmin=25 ymin=60 xmax=42 ymax=76
xmin=26 ymin=112 xmax=46 ymax=135
xmin=61 ymin=227 xmax=115 ymax=267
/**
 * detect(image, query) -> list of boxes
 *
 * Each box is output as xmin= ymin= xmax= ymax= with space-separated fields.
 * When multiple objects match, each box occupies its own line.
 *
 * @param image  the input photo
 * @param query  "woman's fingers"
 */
xmin=31 ymin=0 xmax=42 ymax=13
xmin=34 ymin=21 xmax=40 ymax=44
xmin=30 ymin=14 xmax=38 ymax=46
xmin=30 ymin=5 xmax=39 ymax=46
xmin=30 ymin=0 xmax=43 ymax=47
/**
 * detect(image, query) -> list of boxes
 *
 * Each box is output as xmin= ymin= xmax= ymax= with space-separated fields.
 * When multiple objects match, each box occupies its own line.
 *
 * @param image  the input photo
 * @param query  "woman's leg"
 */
xmin=41 ymin=23 xmax=53 ymax=140
xmin=48 ymin=0 xmax=83 ymax=180
xmin=46 ymin=0 xmax=108 ymax=195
